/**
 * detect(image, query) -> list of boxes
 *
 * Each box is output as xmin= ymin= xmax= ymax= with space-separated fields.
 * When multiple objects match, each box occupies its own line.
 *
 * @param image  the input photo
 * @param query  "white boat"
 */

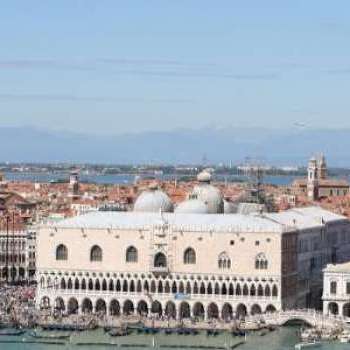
xmin=340 ymin=335 xmax=350 ymax=343
xmin=295 ymin=341 xmax=322 ymax=350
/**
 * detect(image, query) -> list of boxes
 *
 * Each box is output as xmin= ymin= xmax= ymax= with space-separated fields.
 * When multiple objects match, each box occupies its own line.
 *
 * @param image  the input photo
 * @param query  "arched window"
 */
xmin=56 ymin=244 xmax=68 ymax=260
xmin=255 ymin=253 xmax=268 ymax=269
xmin=126 ymin=246 xmax=138 ymax=263
xmin=154 ymin=252 xmax=167 ymax=267
xmin=90 ymin=245 xmax=102 ymax=262
xmin=184 ymin=248 xmax=196 ymax=264
xmin=218 ymin=252 xmax=231 ymax=269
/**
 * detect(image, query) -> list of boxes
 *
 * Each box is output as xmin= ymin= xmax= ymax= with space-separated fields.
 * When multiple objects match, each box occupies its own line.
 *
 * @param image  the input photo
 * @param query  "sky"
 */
xmin=0 ymin=1 xmax=350 ymax=135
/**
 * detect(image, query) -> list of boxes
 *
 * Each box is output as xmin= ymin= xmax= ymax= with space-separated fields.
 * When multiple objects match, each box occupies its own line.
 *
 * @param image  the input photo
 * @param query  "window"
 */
xmin=330 ymin=281 xmax=337 ymax=295
xmin=56 ymin=244 xmax=68 ymax=261
xmin=230 ymin=240 xmax=235 ymax=245
xmin=154 ymin=252 xmax=167 ymax=267
xmin=255 ymin=241 xmax=260 ymax=246
xmin=183 ymin=248 xmax=196 ymax=264
xmin=255 ymin=253 xmax=268 ymax=269
xmin=90 ymin=245 xmax=102 ymax=262
xmin=347 ymin=282 xmax=350 ymax=295
xmin=126 ymin=246 xmax=138 ymax=263
xmin=218 ymin=252 xmax=231 ymax=269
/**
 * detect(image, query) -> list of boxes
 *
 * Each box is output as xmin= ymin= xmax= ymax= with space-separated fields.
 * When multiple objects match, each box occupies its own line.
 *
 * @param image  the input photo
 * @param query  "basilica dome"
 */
xmin=175 ymin=196 xmax=209 ymax=214
xmin=191 ymin=171 xmax=224 ymax=214
xmin=133 ymin=183 xmax=173 ymax=213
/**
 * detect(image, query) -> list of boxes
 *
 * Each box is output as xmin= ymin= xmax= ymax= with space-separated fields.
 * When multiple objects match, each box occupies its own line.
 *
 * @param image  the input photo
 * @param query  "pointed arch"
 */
xmin=137 ymin=280 xmax=142 ymax=293
xmin=193 ymin=281 xmax=198 ymax=294
xmin=143 ymin=280 xmax=149 ymax=292
xmin=102 ymin=279 xmax=107 ymax=291
xmin=130 ymin=280 xmax=135 ymax=292
xmin=123 ymin=279 xmax=128 ymax=292
xmin=250 ymin=284 xmax=256 ymax=296
xmin=272 ymin=284 xmax=278 ymax=297
xmin=109 ymin=279 xmax=114 ymax=291
xmin=186 ymin=281 xmax=191 ymax=294
xmin=151 ymin=280 xmax=156 ymax=293
xmin=116 ymin=279 xmax=121 ymax=292
xmin=165 ymin=281 xmax=170 ymax=293
xmin=243 ymin=284 xmax=249 ymax=296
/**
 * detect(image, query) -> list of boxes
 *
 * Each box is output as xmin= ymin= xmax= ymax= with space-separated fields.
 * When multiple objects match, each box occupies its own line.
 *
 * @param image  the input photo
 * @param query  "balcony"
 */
xmin=150 ymin=266 xmax=169 ymax=275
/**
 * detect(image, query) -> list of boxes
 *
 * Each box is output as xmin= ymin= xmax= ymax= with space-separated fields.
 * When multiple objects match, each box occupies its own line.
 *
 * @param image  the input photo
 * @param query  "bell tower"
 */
xmin=318 ymin=154 xmax=327 ymax=180
xmin=307 ymin=157 xmax=318 ymax=201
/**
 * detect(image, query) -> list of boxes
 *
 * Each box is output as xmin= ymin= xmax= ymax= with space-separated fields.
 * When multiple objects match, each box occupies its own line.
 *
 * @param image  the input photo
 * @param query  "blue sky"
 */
xmin=0 ymin=1 xmax=350 ymax=134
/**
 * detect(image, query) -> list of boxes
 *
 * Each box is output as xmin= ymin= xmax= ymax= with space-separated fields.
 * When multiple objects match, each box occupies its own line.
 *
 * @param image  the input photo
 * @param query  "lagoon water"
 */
xmin=4 ymin=172 xmax=301 ymax=186
xmin=0 ymin=327 xmax=347 ymax=350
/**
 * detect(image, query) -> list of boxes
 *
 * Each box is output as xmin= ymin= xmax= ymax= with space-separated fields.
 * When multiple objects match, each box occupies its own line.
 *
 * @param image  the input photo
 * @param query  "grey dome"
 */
xmin=197 ymin=170 xmax=212 ymax=183
xmin=191 ymin=172 xmax=224 ymax=214
xmin=175 ymin=198 xmax=208 ymax=214
xmin=133 ymin=185 xmax=173 ymax=213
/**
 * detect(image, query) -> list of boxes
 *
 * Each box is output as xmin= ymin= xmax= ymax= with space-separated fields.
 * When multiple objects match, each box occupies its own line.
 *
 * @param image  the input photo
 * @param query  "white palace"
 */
xmin=36 ymin=172 xmax=350 ymax=321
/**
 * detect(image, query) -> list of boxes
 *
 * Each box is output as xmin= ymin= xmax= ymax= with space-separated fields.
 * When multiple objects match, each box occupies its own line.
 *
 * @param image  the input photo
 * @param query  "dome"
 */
xmin=224 ymin=199 xmax=238 ymax=214
xmin=175 ymin=198 xmax=208 ymax=214
xmin=191 ymin=173 xmax=224 ymax=214
xmin=133 ymin=184 xmax=173 ymax=213
xmin=197 ymin=170 xmax=212 ymax=183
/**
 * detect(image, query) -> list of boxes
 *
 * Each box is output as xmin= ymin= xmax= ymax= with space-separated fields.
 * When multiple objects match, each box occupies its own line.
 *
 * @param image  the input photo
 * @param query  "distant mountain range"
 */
xmin=1 ymin=126 xmax=350 ymax=166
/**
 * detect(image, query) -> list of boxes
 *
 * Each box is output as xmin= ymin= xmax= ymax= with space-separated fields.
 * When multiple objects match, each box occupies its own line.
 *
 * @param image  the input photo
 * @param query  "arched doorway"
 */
xmin=266 ymin=304 xmax=276 ymax=313
xmin=165 ymin=301 xmax=176 ymax=319
xmin=154 ymin=252 xmax=167 ymax=267
xmin=54 ymin=297 xmax=65 ymax=312
xmin=236 ymin=304 xmax=247 ymax=319
xmin=82 ymin=298 xmax=93 ymax=314
xmin=10 ymin=267 xmax=17 ymax=281
xmin=151 ymin=301 xmax=162 ymax=316
xmin=343 ymin=303 xmax=350 ymax=318
xmin=328 ymin=302 xmax=339 ymax=315
xmin=137 ymin=300 xmax=148 ymax=316
xmin=19 ymin=267 xmax=25 ymax=279
xmin=179 ymin=302 xmax=191 ymax=319
xmin=109 ymin=299 xmax=120 ymax=316
xmin=222 ymin=303 xmax=233 ymax=321
xmin=68 ymin=298 xmax=79 ymax=315
xmin=207 ymin=303 xmax=219 ymax=319
xmin=251 ymin=304 xmax=262 ymax=315
xmin=40 ymin=296 xmax=51 ymax=309
xmin=193 ymin=302 xmax=205 ymax=319
xmin=96 ymin=299 xmax=107 ymax=315
xmin=123 ymin=300 xmax=134 ymax=315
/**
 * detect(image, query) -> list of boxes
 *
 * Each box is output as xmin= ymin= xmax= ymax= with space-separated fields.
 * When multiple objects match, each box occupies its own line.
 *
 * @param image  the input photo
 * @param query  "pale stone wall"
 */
xmin=37 ymin=226 xmax=282 ymax=276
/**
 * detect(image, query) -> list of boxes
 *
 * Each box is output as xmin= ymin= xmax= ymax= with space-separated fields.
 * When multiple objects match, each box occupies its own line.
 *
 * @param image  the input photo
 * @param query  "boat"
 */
xmin=295 ymin=341 xmax=322 ymax=349
xmin=340 ymin=336 xmax=350 ymax=343
xmin=0 ymin=329 xmax=25 ymax=336
xmin=109 ymin=328 xmax=131 ymax=337
xmin=30 ymin=330 xmax=71 ymax=340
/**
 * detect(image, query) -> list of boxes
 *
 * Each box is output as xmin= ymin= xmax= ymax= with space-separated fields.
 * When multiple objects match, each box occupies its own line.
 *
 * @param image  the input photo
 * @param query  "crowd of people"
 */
xmin=0 ymin=284 xmax=36 ymax=327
